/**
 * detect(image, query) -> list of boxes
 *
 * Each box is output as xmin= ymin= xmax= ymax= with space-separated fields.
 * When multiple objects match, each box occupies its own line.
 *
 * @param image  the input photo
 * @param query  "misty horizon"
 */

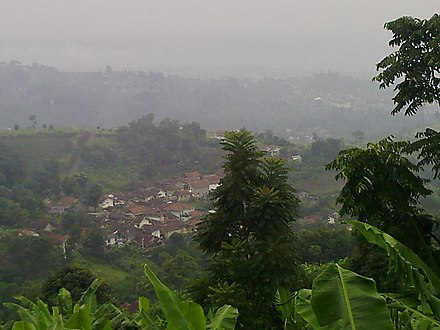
xmin=1 ymin=1 xmax=438 ymax=77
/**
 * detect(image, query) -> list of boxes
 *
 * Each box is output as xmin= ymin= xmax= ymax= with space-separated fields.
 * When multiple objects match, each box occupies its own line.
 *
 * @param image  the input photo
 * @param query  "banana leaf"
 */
xmin=207 ymin=304 xmax=238 ymax=330
xmin=144 ymin=263 xmax=205 ymax=330
xmin=311 ymin=264 xmax=393 ymax=329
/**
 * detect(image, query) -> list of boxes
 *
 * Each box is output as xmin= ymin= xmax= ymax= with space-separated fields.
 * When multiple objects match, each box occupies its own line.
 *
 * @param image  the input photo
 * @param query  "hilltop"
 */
xmin=1 ymin=61 xmax=437 ymax=140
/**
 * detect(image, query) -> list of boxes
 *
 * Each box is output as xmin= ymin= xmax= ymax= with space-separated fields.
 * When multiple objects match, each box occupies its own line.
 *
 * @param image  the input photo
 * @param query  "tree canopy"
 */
xmin=194 ymin=130 xmax=300 ymax=329
xmin=327 ymin=13 xmax=440 ymax=290
xmin=373 ymin=14 xmax=440 ymax=116
xmin=326 ymin=138 xmax=435 ymax=267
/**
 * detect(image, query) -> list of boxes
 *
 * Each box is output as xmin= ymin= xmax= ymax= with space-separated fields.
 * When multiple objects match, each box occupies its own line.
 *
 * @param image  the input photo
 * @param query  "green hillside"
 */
xmin=0 ymin=130 xmax=78 ymax=174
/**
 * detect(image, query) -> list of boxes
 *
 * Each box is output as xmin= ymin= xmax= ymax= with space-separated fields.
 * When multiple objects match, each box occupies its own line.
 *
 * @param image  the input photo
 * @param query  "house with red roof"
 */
xmin=126 ymin=204 xmax=152 ymax=219
xmin=161 ymin=219 xmax=194 ymax=239
xmin=184 ymin=171 xmax=201 ymax=180
xmin=164 ymin=202 xmax=195 ymax=221
xmin=47 ymin=196 xmax=80 ymax=215
xmin=174 ymin=190 xmax=191 ymax=202
xmin=204 ymin=174 xmax=221 ymax=191
xmin=187 ymin=178 xmax=210 ymax=198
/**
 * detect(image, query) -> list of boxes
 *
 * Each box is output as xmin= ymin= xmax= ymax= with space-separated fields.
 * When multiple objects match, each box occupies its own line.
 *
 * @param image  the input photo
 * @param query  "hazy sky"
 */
xmin=1 ymin=1 xmax=438 ymax=76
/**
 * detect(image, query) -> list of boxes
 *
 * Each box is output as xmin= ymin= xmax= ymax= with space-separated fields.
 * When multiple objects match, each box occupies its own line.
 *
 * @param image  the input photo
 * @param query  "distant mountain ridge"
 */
xmin=0 ymin=61 xmax=435 ymax=139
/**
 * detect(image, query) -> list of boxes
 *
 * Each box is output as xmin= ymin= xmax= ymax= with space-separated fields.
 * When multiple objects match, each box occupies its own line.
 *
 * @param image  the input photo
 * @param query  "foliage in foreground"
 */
xmin=280 ymin=263 xmax=393 ymax=329
xmin=348 ymin=221 xmax=440 ymax=329
xmin=4 ymin=279 xmax=125 ymax=330
xmin=276 ymin=221 xmax=440 ymax=329
xmin=6 ymin=222 xmax=440 ymax=329
xmin=4 ymin=263 xmax=238 ymax=330
xmin=325 ymin=137 xmax=433 ymax=255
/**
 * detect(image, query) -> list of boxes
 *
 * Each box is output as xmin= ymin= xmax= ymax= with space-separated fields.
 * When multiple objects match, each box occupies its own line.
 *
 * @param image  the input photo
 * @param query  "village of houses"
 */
xmin=27 ymin=171 xmax=220 ymax=250
xmin=98 ymin=171 xmax=222 ymax=249
xmin=18 ymin=143 xmax=338 ymax=252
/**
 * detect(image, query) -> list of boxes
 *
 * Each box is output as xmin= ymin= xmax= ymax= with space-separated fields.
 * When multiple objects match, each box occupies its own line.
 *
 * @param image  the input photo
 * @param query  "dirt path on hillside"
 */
xmin=65 ymin=130 xmax=95 ymax=177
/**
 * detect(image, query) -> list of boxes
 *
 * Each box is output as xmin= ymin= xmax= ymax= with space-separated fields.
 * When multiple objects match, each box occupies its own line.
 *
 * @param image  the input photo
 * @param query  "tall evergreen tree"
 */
xmin=194 ymin=130 xmax=300 ymax=329
xmin=196 ymin=130 xmax=264 ymax=252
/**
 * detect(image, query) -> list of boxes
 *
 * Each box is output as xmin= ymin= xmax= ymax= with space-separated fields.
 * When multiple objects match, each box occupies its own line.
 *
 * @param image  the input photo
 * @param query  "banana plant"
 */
xmin=276 ymin=287 xmax=317 ymax=329
xmin=278 ymin=220 xmax=440 ymax=329
xmin=347 ymin=220 xmax=440 ymax=329
xmin=206 ymin=305 xmax=239 ymax=330
xmin=6 ymin=265 xmax=238 ymax=330
xmin=5 ymin=279 xmax=127 ymax=329
xmin=133 ymin=296 xmax=165 ymax=329
xmin=278 ymin=265 xmax=393 ymax=329
xmin=143 ymin=263 xmax=238 ymax=330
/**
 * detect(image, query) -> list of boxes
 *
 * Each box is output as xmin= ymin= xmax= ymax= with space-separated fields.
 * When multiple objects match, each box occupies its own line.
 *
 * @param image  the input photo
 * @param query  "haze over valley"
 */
xmin=1 ymin=1 xmax=438 ymax=138
xmin=1 ymin=62 xmax=438 ymax=141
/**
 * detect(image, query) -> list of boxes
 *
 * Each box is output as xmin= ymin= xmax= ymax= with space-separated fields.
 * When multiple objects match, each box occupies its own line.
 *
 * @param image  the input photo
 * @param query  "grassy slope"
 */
xmin=0 ymin=129 xmax=142 ymax=191
xmin=0 ymin=129 xmax=78 ymax=173
xmin=73 ymin=257 xmax=128 ymax=285
xmin=77 ymin=133 xmax=143 ymax=191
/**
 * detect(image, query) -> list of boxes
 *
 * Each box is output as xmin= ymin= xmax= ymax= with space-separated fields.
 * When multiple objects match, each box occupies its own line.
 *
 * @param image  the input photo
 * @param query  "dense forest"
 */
xmin=0 ymin=13 xmax=440 ymax=330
